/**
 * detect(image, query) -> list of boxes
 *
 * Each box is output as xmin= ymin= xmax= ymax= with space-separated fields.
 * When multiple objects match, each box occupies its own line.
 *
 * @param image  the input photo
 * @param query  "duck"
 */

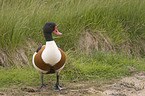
xmin=32 ymin=22 xmax=66 ymax=90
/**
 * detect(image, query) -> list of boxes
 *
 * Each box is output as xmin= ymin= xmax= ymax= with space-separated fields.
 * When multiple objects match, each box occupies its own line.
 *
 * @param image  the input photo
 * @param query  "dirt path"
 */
xmin=102 ymin=72 xmax=145 ymax=96
xmin=0 ymin=72 xmax=145 ymax=96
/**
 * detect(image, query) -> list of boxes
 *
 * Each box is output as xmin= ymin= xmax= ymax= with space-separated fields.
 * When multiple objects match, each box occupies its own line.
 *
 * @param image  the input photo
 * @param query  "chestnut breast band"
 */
xmin=34 ymin=45 xmax=66 ymax=73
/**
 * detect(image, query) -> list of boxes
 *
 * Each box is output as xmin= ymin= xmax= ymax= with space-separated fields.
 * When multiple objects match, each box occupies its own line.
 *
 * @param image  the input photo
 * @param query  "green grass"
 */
xmin=0 ymin=0 xmax=145 ymax=88
xmin=0 ymin=0 xmax=145 ymax=53
xmin=0 ymin=66 xmax=40 ymax=87
xmin=64 ymin=51 xmax=145 ymax=80
xmin=0 ymin=51 xmax=144 ymax=88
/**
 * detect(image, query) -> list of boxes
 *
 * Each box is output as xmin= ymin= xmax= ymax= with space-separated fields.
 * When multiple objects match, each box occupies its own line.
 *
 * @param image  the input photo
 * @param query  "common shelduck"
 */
xmin=32 ymin=22 xmax=66 ymax=90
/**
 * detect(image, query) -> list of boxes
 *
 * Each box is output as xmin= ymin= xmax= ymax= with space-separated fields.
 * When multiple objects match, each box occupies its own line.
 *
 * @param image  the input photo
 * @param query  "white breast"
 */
xmin=41 ymin=41 xmax=61 ymax=66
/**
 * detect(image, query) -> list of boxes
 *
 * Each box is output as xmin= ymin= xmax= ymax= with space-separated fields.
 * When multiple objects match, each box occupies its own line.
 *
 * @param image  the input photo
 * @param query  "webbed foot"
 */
xmin=39 ymin=84 xmax=49 ymax=89
xmin=53 ymin=84 xmax=66 ymax=90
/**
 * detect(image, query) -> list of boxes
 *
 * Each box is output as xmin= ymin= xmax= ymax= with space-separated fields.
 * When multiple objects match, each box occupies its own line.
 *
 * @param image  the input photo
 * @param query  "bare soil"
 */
xmin=0 ymin=72 xmax=145 ymax=96
xmin=102 ymin=72 xmax=145 ymax=96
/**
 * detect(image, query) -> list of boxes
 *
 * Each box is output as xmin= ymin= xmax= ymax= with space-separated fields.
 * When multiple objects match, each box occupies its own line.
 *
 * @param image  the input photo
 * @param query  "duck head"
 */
xmin=43 ymin=22 xmax=62 ymax=41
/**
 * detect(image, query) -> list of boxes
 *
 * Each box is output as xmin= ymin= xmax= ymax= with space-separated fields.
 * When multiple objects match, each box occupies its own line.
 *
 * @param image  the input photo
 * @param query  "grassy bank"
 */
xmin=0 ymin=0 xmax=145 ymax=54
xmin=0 ymin=0 xmax=145 ymax=88
xmin=0 ymin=51 xmax=145 ymax=88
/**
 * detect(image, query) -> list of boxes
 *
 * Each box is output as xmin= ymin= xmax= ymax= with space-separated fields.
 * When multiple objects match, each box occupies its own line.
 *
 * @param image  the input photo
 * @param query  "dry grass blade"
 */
xmin=78 ymin=30 xmax=115 ymax=54
xmin=0 ymin=48 xmax=9 ymax=67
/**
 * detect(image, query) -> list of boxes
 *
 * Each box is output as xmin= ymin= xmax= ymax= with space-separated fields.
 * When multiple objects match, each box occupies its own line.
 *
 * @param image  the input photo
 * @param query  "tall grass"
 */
xmin=0 ymin=0 xmax=145 ymax=52
xmin=0 ymin=0 xmax=145 ymax=81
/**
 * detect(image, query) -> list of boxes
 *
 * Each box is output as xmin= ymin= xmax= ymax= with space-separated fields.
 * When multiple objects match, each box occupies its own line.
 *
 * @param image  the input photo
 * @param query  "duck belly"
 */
xmin=33 ymin=45 xmax=66 ymax=74
xmin=41 ymin=41 xmax=61 ymax=66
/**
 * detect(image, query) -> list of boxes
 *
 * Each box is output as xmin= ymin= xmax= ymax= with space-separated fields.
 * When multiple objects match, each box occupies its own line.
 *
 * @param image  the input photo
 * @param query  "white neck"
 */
xmin=41 ymin=41 xmax=61 ymax=65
